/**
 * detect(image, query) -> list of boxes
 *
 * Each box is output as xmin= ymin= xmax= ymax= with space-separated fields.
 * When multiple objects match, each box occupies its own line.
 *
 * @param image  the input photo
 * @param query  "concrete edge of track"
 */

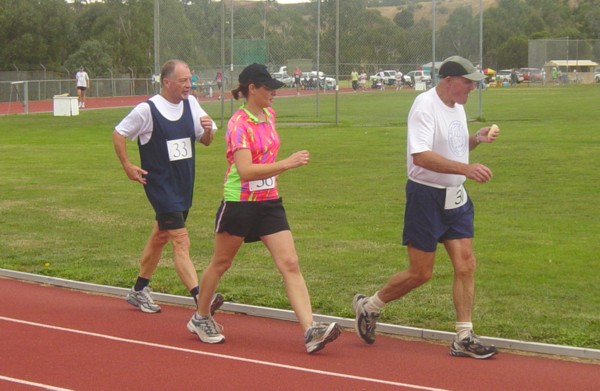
xmin=2 ymin=267 xmax=598 ymax=361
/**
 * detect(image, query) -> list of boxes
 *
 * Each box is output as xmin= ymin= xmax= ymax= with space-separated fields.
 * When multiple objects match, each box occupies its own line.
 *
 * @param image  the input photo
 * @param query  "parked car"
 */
xmin=382 ymin=70 xmax=398 ymax=85
xmin=519 ymin=68 xmax=543 ymax=82
xmin=594 ymin=68 xmax=600 ymax=83
xmin=496 ymin=69 xmax=524 ymax=83
xmin=406 ymin=70 xmax=431 ymax=85
xmin=368 ymin=70 xmax=394 ymax=88
xmin=308 ymin=71 xmax=336 ymax=89
xmin=271 ymin=66 xmax=294 ymax=87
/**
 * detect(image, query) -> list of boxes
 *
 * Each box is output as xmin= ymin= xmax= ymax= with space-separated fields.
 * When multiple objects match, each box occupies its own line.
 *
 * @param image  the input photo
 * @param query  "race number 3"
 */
xmin=249 ymin=177 xmax=276 ymax=192
xmin=444 ymin=184 xmax=468 ymax=210
xmin=166 ymin=138 xmax=193 ymax=161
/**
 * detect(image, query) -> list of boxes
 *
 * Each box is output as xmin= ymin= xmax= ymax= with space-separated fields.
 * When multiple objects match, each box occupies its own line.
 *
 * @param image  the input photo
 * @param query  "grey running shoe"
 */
xmin=193 ymin=293 xmax=224 ymax=315
xmin=187 ymin=314 xmax=225 ymax=344
xmin=209 ymin=293 xmax=224 ymax=316
xmin=304 ymin=322 xmax=342 ymax=353
xmin=352 ymin=294 xmax=379 ymax=344
xmin=450 ymin=332 xmax=498 ymax=359
xmin=126 ymin=287 xmax=161 ymax=313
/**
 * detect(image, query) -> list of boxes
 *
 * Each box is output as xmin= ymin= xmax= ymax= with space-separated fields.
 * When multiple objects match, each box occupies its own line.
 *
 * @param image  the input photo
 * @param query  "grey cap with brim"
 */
xmin=438 ymin=56 xmax=486 ymax=81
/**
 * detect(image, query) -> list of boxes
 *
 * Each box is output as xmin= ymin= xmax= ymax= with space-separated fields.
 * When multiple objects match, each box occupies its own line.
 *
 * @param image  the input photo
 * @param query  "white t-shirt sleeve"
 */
xmin=115 ymin=96 xmax=217 ymax=145
xmin=114 ymin=103 xmax=154 ymax=145
xmin=407 ymin=106 xmax=434 ymax=155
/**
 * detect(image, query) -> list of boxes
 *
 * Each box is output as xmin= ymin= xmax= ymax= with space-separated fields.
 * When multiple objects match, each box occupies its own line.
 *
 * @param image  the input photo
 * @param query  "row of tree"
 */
xmin=0 ymin=0 xmax=599 ymax=78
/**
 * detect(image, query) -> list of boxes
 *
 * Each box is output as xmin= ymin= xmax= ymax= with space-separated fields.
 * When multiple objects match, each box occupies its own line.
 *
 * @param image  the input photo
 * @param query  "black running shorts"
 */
xmin=214 ymin=198 xmax=290 ymax=243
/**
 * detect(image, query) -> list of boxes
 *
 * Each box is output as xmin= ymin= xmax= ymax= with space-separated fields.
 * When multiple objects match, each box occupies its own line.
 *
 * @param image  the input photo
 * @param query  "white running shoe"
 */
xmin=352 ymin=293 xmax=379 ymax=344
xmin=126 ymin=287 xmax=161 ymax=313
xmin=187 ymin=313 xmax=225 ymax=344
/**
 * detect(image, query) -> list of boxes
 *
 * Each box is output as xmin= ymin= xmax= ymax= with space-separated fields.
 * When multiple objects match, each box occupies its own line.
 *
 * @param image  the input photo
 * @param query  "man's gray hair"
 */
xmin=160 ymin=60 xmax=188 ymax=84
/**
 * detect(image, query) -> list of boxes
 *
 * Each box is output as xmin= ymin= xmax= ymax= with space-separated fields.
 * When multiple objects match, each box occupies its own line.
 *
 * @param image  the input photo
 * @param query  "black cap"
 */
xmin=438 ymin=56 xmax=485 ymax=81
xmin=238 ymin=63 xmax=285 ymax=89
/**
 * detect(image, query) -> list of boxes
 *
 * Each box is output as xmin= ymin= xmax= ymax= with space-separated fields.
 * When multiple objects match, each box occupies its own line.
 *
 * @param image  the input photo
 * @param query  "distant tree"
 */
xmin=394 ymin=9 xmax=414 ymax=29
xmin=1 ymin=0 xmax=599 ymax=78
xmin=73 ymin=0 xmax=153 ymax=74
xmin=574 ymin=1 xmax=600 ymax=38
xmin=0 ymin=0 xmax=74 ymax=69
xmin=437 ymin=5 xmax=478 ymax=59
xmin=403 ymin=19 xmax=433 ymax=65
xmin=65 ymin=40 xmax=113 ymax=77
xmin=496 ymin=34 xmax=528 ymax=69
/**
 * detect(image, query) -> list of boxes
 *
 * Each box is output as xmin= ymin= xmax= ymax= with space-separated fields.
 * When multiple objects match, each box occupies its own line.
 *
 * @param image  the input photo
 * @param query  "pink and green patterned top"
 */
xmin=223 ymin=106 xmax=280 ymax=202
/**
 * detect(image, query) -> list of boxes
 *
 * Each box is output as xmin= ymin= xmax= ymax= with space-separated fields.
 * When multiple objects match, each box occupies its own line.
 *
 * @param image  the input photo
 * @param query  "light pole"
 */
xmin=263 ymin=1 xmax=267 ymax=41
xmin=478 ymin=0 xmax=483 ymax=120
xmin=432 ymin=0 xmax=436 ymax=86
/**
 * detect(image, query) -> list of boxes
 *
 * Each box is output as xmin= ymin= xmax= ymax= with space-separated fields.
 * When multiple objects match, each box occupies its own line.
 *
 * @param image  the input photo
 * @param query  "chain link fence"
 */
xmin=153 ymin=0 xmax=485 ymax=123
xmin=3 ymin=1 xmax=521 ymax=117
xmin=528 ymin=38 xmax=600 ymax=85
xmin=156 ymin=0 xmax=479 ymax=91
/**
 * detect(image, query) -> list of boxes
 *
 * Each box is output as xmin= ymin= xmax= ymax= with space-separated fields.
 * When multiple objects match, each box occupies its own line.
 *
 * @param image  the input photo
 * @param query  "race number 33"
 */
xmin=249 ymin=177 xmax=276 ymax=192
xmin=166 ymin=138 xmax=193 ymax=161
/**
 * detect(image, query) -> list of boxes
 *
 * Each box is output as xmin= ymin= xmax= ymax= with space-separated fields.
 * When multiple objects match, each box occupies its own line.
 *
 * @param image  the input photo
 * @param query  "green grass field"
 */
xmin=1 ymin=85 xmax=599 ymax=349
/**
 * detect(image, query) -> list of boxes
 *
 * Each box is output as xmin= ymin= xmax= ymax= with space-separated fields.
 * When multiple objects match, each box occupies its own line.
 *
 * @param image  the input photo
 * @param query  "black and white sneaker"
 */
xmin=352 ymin=294 xmax=379 ymax=344
xmin=450 ymin=332 xmax=498 ymax=359
xmin=304 ymin=322 xmax=342 ymax=353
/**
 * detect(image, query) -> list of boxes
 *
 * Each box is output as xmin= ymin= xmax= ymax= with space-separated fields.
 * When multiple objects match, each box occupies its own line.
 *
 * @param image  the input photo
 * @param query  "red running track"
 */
xmin=0 ymin=88 xmax=350 ymax=115
xmin=1 ymin=277 xmax=598 ymax=391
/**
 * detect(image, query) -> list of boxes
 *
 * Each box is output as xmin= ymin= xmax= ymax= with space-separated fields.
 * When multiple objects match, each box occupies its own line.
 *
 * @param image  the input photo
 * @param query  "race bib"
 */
xmin=249 ymin=177 xmax=276 ymax=192
xmin=166 ymin=138 xmax=193 ymax=161
xmin=445 ymin=185 xmax=468 ymax=210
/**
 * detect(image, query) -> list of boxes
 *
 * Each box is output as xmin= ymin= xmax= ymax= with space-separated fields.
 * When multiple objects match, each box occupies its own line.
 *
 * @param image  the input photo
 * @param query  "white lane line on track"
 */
xmin=1 ymin=316 xmax=450 ymax=391
xmin=0 ymin=375 xmax=74 ymax=390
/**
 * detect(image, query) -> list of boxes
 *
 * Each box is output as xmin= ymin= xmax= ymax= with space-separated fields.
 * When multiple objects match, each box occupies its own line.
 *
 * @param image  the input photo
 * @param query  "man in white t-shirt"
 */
xmin=112 ymin=59 xmax=223 ymax=321
xmin=353 ymin=56 xmax=500 ymax=359
xmin=75 ymin=67 xmax=90 ymax=108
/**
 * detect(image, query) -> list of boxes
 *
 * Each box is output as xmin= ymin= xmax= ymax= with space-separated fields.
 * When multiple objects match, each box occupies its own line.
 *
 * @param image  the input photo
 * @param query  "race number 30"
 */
xmin=249 ymin=177 xmax=276 ymax=192
xmin=166 ymin=138 xmax=193 ymax=161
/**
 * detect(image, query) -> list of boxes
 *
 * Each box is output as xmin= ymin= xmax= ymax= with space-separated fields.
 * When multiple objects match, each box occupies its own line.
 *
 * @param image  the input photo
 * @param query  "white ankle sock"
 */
xmin=364 ymin=292 xmax=385 ymax=313
xmin=456 ymin=322 xmax=473 ymax=341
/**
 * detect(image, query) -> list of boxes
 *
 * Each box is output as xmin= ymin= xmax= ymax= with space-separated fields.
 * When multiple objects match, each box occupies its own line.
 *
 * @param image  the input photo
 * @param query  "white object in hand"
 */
xmin=488 ymin=124 xmax=499 ymax=139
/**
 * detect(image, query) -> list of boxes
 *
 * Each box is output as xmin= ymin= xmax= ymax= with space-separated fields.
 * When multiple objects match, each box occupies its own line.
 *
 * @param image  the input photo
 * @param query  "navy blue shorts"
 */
xmin=402 ymin=180 xmax=474 ymax=252
xmin=156 ymin=210 xmax=189 ymax=231
xmin=214 ymin=198 xmax=290 ymax=243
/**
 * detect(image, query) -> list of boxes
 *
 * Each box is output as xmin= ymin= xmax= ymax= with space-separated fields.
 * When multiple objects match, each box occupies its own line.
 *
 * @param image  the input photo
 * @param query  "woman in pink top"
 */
xmin=189 ymin=63 xmax=341 ymax=354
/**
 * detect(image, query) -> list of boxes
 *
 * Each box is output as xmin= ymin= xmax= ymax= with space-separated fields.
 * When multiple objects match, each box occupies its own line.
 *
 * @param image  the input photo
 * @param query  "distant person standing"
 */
xmin=510 ymin=68 xmax=518 ymax=86
xmin=191 ymin=69 xmax=199 ymax=98
xmin=75 ymin=66 xmax=90 ymax=108
xmin=351 ymin=69 xmax=359 ymax=91
xmin=112 ymin=59 xmax=223 ymax=319
xmin=359 ymin=69 xmax=367 ymax=90
xmin=293 ymin=66 xmax=302 ymax=95
xmin=395 ymin=69 xmax=404 ymax=90
xmin=377 ymin=68 xmax=385 ymax=91
xmin=215 ymin=69 xmax=223 ymax=100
